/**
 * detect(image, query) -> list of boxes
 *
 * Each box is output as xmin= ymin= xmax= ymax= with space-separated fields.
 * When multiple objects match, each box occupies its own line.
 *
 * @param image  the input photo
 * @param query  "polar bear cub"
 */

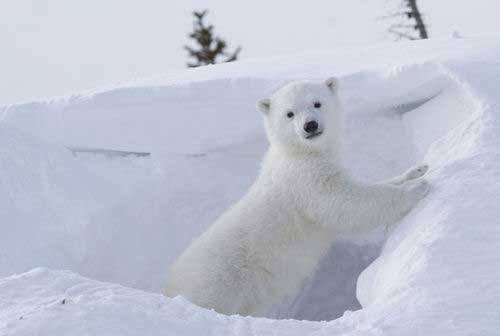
xmin=164 ymin=78 xmax=429 ymax=316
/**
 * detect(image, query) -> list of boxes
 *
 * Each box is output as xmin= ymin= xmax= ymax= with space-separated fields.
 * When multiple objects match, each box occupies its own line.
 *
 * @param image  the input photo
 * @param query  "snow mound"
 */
xmin=0 ymin=268 xmax=353 ymax=336
xmin=1 ymin=38 xmax=500 ymax=335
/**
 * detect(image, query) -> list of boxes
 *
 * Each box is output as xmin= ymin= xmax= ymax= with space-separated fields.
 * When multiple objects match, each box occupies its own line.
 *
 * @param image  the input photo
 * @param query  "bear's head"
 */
xmin=257 ymin=78 xmax=342 ymax=155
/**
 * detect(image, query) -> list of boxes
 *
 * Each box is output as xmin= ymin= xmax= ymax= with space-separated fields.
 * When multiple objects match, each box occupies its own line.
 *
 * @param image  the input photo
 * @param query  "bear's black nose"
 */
xmin=304 ymin=121 xmax=319 ymax=133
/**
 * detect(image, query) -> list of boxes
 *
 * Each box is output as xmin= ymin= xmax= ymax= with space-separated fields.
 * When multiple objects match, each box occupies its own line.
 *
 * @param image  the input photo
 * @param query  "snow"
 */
xmin=2 ymin=37 xmax=500 ymax=334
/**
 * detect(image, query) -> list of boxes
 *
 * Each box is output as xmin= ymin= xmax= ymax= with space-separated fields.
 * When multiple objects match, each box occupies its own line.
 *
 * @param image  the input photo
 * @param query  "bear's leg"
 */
xmin=323 ymin=175 xmax=430 ymax=236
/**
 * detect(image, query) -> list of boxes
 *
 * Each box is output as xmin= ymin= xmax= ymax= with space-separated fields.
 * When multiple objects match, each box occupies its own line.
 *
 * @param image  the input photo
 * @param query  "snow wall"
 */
xmin=1 ymin=38 xmax=500 ymax=335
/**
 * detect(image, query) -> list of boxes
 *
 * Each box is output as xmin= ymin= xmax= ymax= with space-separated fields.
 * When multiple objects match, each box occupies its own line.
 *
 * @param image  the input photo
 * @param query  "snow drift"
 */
xmin=1 ymin=37 xmax=500 ymax=335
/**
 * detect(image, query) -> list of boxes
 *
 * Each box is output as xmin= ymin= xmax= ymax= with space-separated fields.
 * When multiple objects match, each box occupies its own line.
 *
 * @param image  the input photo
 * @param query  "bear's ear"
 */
xmin=325 ymin=77 xmax=339 ymax=92
xmin=257 ymin=98 xmax=271 ymax=114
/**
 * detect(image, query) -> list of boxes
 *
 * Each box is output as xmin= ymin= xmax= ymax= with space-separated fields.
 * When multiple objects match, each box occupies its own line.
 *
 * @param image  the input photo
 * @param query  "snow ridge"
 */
xmin=1 ymin=38 xmax=499 ymax=335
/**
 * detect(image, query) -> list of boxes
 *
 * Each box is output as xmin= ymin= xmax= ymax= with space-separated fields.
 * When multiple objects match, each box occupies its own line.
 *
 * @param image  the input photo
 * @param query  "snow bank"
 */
xmin=1 ymin=38 xmax=500 ymax=335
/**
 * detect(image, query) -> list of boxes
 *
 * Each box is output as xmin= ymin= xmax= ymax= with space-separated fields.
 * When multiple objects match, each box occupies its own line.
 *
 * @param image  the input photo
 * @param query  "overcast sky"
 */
xmin=1 ymin=0 xmax=500 ymax=105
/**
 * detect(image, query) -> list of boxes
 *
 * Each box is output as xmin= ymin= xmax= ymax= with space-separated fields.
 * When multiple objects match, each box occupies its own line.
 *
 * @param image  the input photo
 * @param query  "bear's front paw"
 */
xmin=406 ymin=178 xmax=430 ymax=200
xmin=403 ymin=164 xmax=429 ymax=182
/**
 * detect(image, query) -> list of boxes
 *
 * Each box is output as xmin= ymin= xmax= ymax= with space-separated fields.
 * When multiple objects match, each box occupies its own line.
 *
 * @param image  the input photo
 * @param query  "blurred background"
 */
xmin=1 ymin=0 xmax=499 ymax=105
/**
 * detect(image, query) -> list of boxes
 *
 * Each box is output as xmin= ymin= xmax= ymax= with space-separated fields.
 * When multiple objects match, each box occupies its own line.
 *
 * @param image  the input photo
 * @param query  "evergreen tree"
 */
xmin=185 ymin=10 xmax=241 ymax=67
xmin=388 ymin=0 xmax=428 ymax=40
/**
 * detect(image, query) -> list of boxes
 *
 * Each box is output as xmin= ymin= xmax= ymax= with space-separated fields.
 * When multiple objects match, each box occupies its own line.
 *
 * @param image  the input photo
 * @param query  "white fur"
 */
xmin=164 ymin=78 xmax=429 ymax=316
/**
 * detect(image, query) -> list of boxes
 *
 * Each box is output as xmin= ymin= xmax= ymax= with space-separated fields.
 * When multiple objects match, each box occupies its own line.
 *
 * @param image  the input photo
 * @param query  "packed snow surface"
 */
xmin=1 ymin=38 xmax=500 ymax=335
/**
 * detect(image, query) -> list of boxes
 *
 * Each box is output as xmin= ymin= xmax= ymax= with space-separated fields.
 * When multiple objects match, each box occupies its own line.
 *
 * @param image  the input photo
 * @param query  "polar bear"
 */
xmin=164 ymin=78 xmax=429 ymax=316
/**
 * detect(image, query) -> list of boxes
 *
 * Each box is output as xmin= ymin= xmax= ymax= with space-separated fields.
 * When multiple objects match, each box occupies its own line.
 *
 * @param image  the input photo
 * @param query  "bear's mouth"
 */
xmin=305 ymin=131 xmax=323 ymax=139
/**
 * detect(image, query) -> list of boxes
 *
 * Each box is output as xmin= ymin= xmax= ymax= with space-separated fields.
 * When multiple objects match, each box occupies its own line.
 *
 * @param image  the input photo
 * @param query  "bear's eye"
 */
xmin=314 ymin=102 xmax=322 ymax=108
xmin=286 ymin=111 xmax=294 ymax=119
